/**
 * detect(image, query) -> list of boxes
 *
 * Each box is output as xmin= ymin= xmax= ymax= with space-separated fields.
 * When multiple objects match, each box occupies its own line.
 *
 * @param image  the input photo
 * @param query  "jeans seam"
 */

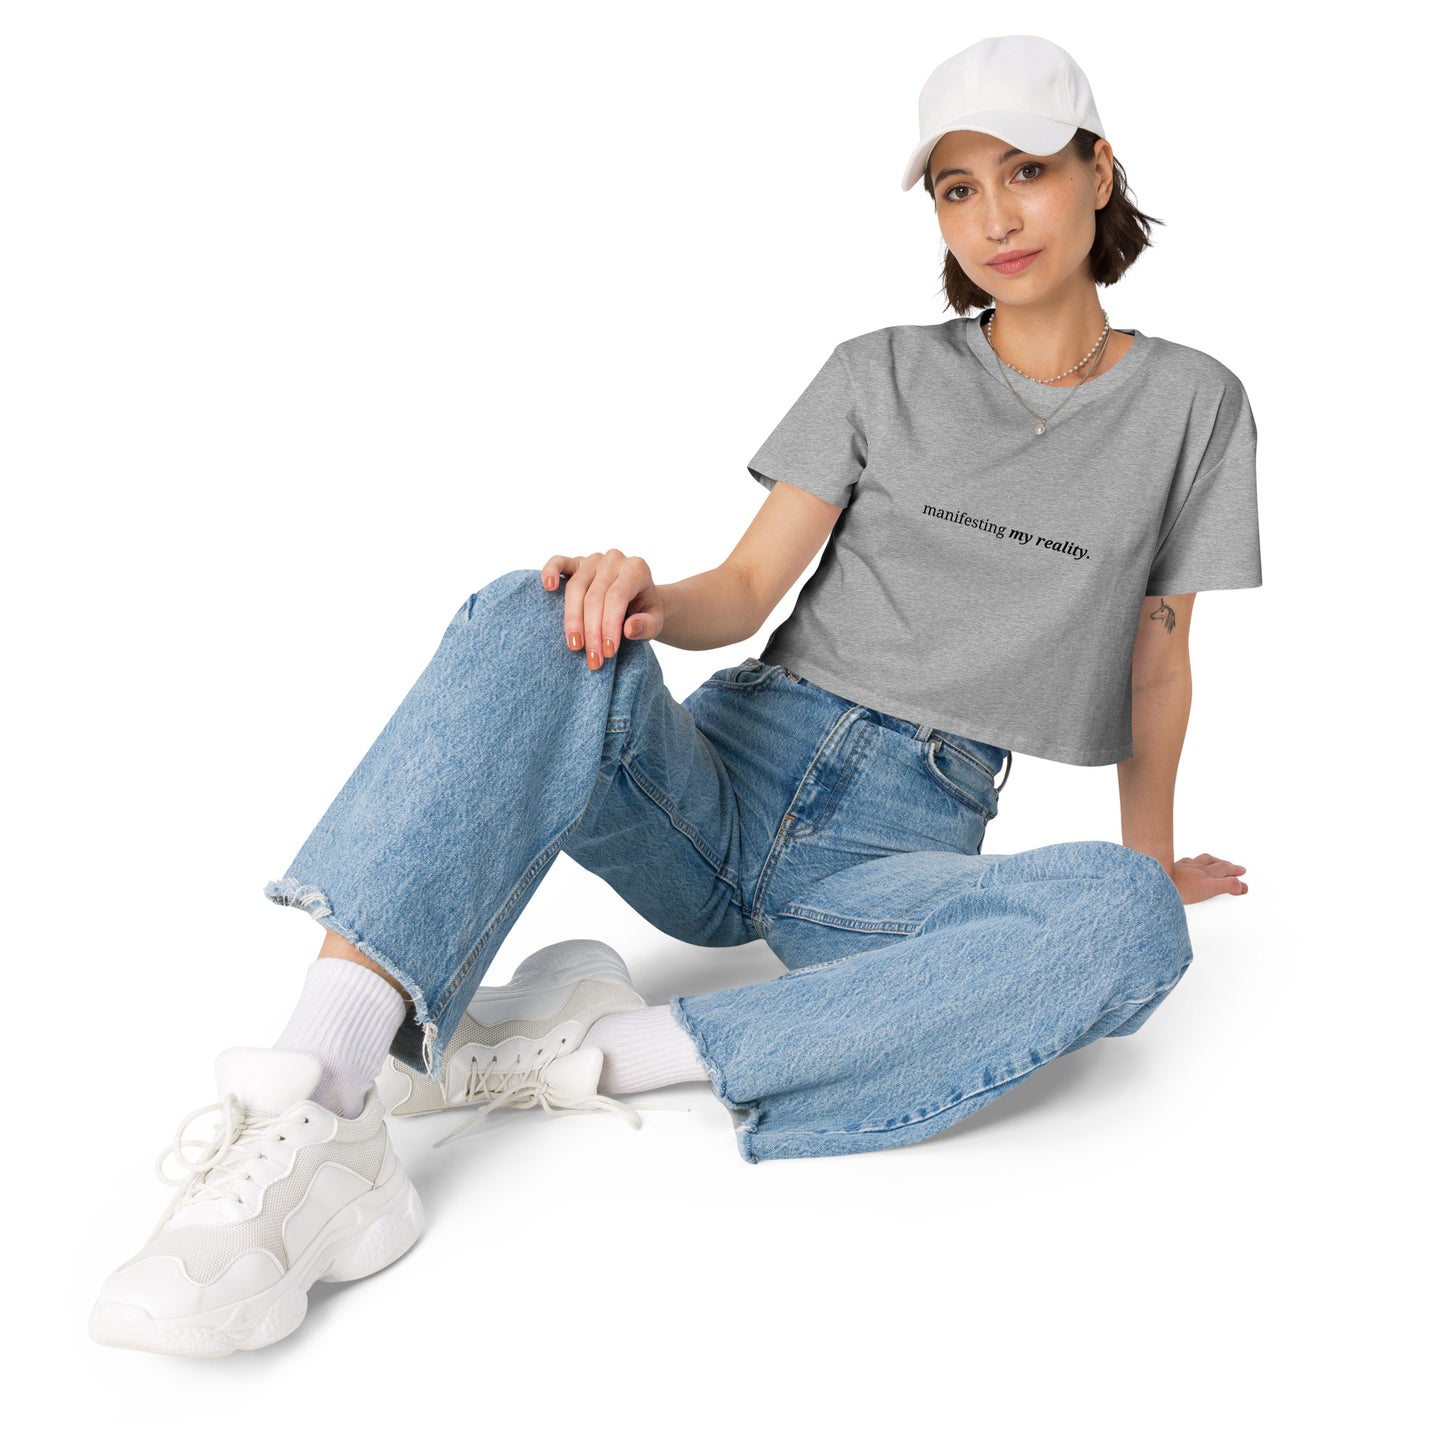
xmin=1104 ymin=965 xmax=1190 ymax=1013
xmin=773 ymin=905 xmax=921 ymax=935
xmin=764 ymin=929 xmax=925 ymax=978
xmin=748 ymin=704 xmax=865 ymax=931
xmin=786 ymin=714 xmax=873 ymax=839
xmin=440 ymin=830 xmax=574 ymax=1015
xmin=440 ymin=713 xmax=637 ymax=1011
xmin=618 ymin=750 xmax=743 ymax=908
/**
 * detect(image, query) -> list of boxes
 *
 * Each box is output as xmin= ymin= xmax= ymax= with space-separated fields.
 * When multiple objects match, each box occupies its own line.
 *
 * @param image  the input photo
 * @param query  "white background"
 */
xmin=2 ymin=1 xmax=1435 ymax=1439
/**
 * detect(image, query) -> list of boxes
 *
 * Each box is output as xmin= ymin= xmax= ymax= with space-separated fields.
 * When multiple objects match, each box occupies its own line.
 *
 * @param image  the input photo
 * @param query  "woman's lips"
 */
xmin=987 ymin=250 xmax=1041 ymax=275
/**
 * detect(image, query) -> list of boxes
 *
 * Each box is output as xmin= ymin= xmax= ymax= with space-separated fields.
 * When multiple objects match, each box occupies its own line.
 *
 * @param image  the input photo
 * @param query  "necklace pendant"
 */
xmin=1033 ymin=421 xmax=1046 ymax=436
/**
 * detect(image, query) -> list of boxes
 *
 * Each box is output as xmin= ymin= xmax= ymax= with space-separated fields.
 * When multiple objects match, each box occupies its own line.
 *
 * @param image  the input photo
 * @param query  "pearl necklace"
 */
xmin=984 ymin=307 xmax=1112 ymax=437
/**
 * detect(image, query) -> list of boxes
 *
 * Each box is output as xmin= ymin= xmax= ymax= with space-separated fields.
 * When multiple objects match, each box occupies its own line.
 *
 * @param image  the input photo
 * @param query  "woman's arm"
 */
xmin=1117 ymin=594 xmax=1250 ymax=903
xmin=1117 ymin=593 xmax=1194 ymax=879
xmin=658 ymin=480 xmax=844 ymax=651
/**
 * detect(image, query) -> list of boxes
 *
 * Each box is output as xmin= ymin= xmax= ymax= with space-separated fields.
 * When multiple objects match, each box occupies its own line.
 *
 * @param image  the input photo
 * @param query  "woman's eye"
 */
xmin=944 ymin=164 xmax=1042 ymax=202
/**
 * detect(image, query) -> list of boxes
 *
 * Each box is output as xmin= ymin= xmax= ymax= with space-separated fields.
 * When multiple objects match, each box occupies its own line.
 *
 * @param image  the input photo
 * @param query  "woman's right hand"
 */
xmin=540 ymin=550 xmax=666 ymax=670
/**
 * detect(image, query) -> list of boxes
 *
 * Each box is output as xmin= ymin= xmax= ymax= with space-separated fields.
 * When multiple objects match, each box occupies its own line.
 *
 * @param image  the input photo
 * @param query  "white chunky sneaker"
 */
xmin=377 ymin=938 xmax=649 ymax=1140
xmin=90 ymin=1047 xmax=424 ymax=1357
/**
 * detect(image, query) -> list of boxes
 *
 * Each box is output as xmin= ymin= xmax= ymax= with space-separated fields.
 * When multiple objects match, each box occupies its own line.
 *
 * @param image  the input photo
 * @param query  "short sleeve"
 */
xmin=747 ymin=346 xmax=865 ymax=508
xmin=1146 ymin=374 xmax=1263 ymax=595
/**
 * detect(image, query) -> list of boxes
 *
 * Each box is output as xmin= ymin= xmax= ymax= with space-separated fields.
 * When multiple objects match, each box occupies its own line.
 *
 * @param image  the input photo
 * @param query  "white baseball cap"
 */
xmin=901 ymin=35 xmax=1107 ymax=192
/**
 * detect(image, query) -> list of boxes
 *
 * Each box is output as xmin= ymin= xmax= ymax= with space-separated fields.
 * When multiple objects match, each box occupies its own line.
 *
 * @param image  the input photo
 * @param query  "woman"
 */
xmin=91 ymin=34 xmax=1261 ymax=1356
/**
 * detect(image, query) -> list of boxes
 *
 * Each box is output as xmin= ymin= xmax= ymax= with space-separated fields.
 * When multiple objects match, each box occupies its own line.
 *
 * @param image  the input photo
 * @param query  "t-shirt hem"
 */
xmin=758 ymin=654 xmax=1131 ymax=768
xmin=747 ymin=461 xmax=851 ymax=508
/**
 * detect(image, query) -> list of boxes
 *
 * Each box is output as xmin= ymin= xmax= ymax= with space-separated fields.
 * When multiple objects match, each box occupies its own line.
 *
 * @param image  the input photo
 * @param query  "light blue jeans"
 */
xmin=265 ymin=568 xmax=1193 ymax=1163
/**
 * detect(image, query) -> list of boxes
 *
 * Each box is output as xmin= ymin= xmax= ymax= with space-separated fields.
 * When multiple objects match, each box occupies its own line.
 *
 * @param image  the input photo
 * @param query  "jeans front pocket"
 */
xmin=918 ymin=734 xmax=999 ymax=822
xmin=701 ymin=657 xmax=784 ymax=691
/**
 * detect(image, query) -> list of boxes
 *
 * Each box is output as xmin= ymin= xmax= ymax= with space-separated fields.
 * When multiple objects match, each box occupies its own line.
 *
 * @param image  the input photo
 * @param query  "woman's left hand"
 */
xmin=1171 ymin=852 xmax=1249 ymax=905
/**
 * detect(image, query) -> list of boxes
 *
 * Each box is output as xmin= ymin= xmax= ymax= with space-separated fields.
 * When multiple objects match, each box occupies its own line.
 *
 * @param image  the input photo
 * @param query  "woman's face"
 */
xmin=929 ymin=130 xmax=1113 ymax=302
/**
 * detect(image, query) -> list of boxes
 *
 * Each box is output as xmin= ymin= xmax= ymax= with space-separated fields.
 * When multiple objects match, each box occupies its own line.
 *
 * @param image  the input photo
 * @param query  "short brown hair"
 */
xmin=921 ymin=130 xmax=1164 ymax=316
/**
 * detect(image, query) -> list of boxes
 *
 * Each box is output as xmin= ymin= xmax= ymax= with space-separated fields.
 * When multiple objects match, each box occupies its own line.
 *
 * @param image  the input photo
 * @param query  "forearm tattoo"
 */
xmin=1148 ymin=597 xmax=1177 ymax=633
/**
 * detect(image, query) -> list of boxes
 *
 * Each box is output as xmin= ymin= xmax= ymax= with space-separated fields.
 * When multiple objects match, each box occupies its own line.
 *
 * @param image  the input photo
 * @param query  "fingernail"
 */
xmin=568 ymin=631 xmax=580 ymax=650
xmin=588 ymin=648 xmax=599 ymax=667
xmin=603 ymin=638 xmax=615 ymax=657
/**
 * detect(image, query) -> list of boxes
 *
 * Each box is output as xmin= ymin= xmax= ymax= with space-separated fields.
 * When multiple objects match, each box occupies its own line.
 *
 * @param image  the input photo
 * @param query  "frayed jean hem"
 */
xmin=262 ymin=875 xmax=442 ymax=1078
xmin=670 ymin=995 xmax=763 ymax=1165
xmin=668 ymin=963 xmax=1192 ymax=1165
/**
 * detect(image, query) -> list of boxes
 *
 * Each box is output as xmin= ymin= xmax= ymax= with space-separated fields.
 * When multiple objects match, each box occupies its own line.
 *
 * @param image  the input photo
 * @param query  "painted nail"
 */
xmin=603 ymin=638 xmax=615 ymax=657
xmin=569 ymin=631 xmax=580 ymax=650
xmin=588 ymin=648 xmax=599 ymax=667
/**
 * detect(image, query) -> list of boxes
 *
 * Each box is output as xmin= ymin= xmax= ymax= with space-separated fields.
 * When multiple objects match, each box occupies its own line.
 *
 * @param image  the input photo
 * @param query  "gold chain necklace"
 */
xmin=984 ymin=308 xmax=1112 ymax=437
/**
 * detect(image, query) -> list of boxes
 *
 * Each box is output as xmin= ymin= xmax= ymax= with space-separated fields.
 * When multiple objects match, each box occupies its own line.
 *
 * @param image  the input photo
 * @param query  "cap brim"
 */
xmin=900 ymin=112 xmax=1079 ymax=191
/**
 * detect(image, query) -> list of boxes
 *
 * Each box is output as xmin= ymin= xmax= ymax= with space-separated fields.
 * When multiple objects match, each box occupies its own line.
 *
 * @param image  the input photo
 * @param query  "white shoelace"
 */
xmin=154 ymin=1095 xmax=309 ymax=1207
xmin=433 ymin=1049 xmax=687 ymax=1148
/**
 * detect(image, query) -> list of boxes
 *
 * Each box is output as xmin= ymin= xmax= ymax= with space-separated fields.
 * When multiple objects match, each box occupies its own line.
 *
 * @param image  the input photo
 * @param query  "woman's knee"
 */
xmin=1059 ymin=840 xmax=1177 ymax=897
xmin=425 ymin=569 xmax=556 ymax=673
xmin=1040 ymin=841 xmax=1189 ymax=981
xmin=1105 ymin=845 xmax=1192 ymax=981
xmin=1097 ymin=840 xmax=1175 ymax=891
xmin=460 ymin=567 xmax=545 ymax=619
xmin=449 ymin=567 xmax=558 ymax=642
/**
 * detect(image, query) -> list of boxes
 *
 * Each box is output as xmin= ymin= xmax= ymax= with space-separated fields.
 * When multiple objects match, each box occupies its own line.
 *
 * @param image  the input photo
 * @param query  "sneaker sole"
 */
xmin=88 ymin=1162 xmax=424 ymax=1357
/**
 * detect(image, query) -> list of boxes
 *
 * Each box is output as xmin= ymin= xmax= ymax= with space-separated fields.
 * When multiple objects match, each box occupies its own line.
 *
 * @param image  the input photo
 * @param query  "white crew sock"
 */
xmin=581 ymin=1004 xmax=709 ymax=1094
xmin=274 ymin=955 xmax=407 ymax=1118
